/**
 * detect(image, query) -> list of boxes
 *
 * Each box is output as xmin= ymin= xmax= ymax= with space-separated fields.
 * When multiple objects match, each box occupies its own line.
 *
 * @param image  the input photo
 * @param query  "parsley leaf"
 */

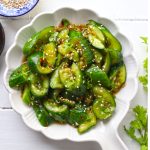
xmin=139 ymin=37 xmax=148 ymax=91
xmin=124 ymin=106 xmax=148 ymax=150
xmin=140 ymin=37 xmax=148 ymax=45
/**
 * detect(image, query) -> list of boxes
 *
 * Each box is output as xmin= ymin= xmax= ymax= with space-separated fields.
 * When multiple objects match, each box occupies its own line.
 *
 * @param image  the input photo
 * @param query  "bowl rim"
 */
xmin=3 ymin=7 xmax=139 ymax=148
xmin=0 ymin=0 xmax=39 ymax=17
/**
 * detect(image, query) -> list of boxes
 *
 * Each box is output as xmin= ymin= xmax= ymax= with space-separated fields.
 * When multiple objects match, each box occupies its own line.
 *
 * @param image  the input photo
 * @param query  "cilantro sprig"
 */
xmin=124 ymin=106 xmax=148 ymax=150
xmin=139 ymin=37 xmax=148 ymax=91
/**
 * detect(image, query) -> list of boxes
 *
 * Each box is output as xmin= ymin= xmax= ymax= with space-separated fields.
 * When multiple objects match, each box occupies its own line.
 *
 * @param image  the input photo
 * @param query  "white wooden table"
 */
xmin=0 ymin=0 xmax=148 ymax=149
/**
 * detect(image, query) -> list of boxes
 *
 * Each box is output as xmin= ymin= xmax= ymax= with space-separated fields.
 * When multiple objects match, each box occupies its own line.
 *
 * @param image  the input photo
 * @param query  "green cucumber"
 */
xmin=93 ymin=49 xmax=103 ymax=66
xmin=9 ymin=63 xmax=30 ymax=88
xmin=68 ymin=105 xmax=88 ymax=126
xmin=22 ymin=85 xmax=31 ymax=105
xmin=88 ymin=34 xmax=105 ymax=49
xmin=44 ymin=100 xmax=69 ymax=123
xmin=88 ymin=20 xmax=122 ymax=52
xmin=33 ymin=101 xmax=54 ymax=126
xmin=86 ymin=65 xmax=111 ymax=89
xmin=28 ymin=42 xmax=57 ymax=74
xmin=109 ymin=63 xmax=126 ymax=93
xmin=57 ymin=28 xmax=69 ymax=41
xmin=58 ymin=42 xmax=79 ymax=62
xmin=108 ymin=48 xmax=123 ymax=66
xmin=50 ymin=69 xmax=64 ymax=89
xmin=43 ymin=42 xmax=57 ymax=66
xmin=59 ymin=63 xmax=82 ymax=91
xmin=78 ymin=110 xmax=96 ymax=134
xmin=29 ymin=74 xmax=49 ymax=97
xmin=93 ymin=86 xmax=116 ymax=119
xmin=102 ymin=52 xmax=111 ymax=73
xmin=87 ymin=24 xmax=105 ymax=50
xmin=23 ymin=26 xmax=55 ymax=56
xmin=55 ymin=53 xmax=63 ymax=67
xmin=69 ymin=30 xmax=94 ymax=68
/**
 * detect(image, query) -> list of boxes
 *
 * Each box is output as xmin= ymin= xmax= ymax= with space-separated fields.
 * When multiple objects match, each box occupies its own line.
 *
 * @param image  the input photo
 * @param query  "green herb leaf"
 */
xmin=143 ymin=58 xmax=148 ymax=73
xmin=124 ymin=105 xmax=148 ymax=149
xmin=140 ymin=37 xmax=148 ymax=45
xmin=141 ymin=145 xmax=148 ymax=150
xmin=139 ymin=37 xmax=148 ymax=91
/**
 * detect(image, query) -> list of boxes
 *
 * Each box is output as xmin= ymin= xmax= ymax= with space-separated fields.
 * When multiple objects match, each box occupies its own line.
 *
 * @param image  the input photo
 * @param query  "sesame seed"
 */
xmin=1 ymin=0 xmax=29 ymax=9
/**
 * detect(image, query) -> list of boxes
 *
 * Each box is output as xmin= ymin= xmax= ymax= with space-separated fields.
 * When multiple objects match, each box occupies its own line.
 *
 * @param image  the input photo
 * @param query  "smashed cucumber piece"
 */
xmin=69 ymin=30 xmax=94 ymax=67
xmin=78 ymin=110 xmax=96 ymax=134
xmin=68 ymin=105 xmax=88 ymax=126
xmin=9 ymin=63 xmax=30 ymax=88
xmin=33 ymin=101 xmax=54 ymax=127
xmin=28 ymin=42 xmax=57 ymax=74
xmin=29 ymin=74 xmax=49 ymax=97
xmin=87 ymin=24 xmax=105 ymax=50
xmin=88 ymin=20 xmax=122 ymax=52
xmin=22 ymin=85 xmax=31 ymax=105
xmin=44 ymin=100 xmax=69 ymax=123
xmin=86 ymin=65 xmax=111 ymax=89
xmin=59 ymin=63 xmax=82 ymax=91
xmin=109 ymin=63 xmax=126 ymax=93
xmin=23 ymin=26 xmax=55 ymax=56
xmin=93 ymin=86 xmax=116 ymax=119
xmin=102 ymin=52 xmax=111 ymax=73
xmin=50 ymin=68 xmax=64 ymax=89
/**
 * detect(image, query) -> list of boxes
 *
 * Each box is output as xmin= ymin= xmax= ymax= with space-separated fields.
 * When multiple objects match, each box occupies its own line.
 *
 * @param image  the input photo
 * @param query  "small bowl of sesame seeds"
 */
xmin=0 ymin=0 xmax=39 ymax=17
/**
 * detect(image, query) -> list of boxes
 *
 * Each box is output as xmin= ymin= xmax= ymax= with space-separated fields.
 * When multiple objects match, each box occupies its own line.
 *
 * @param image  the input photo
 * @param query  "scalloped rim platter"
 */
xmin=4 ymin=8 xmax=138 ymax=150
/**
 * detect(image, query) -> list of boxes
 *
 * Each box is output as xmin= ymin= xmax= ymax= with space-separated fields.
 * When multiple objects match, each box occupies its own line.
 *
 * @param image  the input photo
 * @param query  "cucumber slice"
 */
xmin=57 ymin=28 xmax=69 ymax=41
xmin=44 ymin=100 xmax=69 ymax=123
xmin=109 ymin=63 xmax=126 ymax=93
xmin=88 ymin=34 xmax=105 ymax=49
xmin=69 ymin=30 xmax=94 ymax=68
xmin=49 ymin=32 xmax=58 ymax=42
xmin=22 ymin=85 xmax=31 ymax=105
xmin=28 ymin=42 xmax=57 ymax=74
xmin=58 ymin=42 xmax=79 ymax=62
xmin=93 ymin=49 xmax=103 ymax=66
xmin=59 ymin=63 xmax=82 ymax=91
xmin=86 ymin=65 xmax=111 ymax=89
xmin=102 ymin=52 xmax=111 ymax=73
xmin=108 ymin=48 xmax=123 ymax=66
xmin=30 ymin=74 xmax=49 ymax=97
xmin=58 ymin=42 xmax=71 ymax=55
xmin=93 ymin=86 xmax=115 ymax=100
xmin=78 ymin=111 xmax=96 ymax=134
xmin=23 ymin=26 xmax=55 ymax=56
xmin=43 ymin=42 xmax=57 ymax=66
xmin=55 ymin=53 xmax=63 ymax=67
xmin=93 ymin=86 xmax=116 ymax=119
xmin=93 ymin=97 xmax=115 ymax=119
xmin=88 ymin=24 xmax=105 ymax=43
xmin=50 ymin=69 xmax=64 ymax=89
xmin=68 ymin=105 xmax=88 ymax=126
xmin=9 ymin=63 xmax=30 ymax=88
xmin=33 ymin=101 xmax=54 ymax=126
xmin=88 ymin=20 xmax=122 ymax=52
xmin=28 ymin=52 xmax=52 ymax=74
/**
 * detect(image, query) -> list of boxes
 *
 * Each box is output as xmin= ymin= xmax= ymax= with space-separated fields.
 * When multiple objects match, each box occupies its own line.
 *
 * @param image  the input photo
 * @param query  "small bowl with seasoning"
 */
xmin=0 ymin=0 xmax=39 ymax=17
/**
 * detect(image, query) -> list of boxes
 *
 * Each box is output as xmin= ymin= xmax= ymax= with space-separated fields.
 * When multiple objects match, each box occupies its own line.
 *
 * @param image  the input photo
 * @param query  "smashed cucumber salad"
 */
xmin=9 ymin=19 xmax=126 ymax=134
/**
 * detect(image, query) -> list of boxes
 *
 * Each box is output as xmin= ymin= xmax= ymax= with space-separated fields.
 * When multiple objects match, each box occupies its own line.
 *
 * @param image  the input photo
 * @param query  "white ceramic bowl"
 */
xmin=4 ymin=8 xmax=138 ymax=150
